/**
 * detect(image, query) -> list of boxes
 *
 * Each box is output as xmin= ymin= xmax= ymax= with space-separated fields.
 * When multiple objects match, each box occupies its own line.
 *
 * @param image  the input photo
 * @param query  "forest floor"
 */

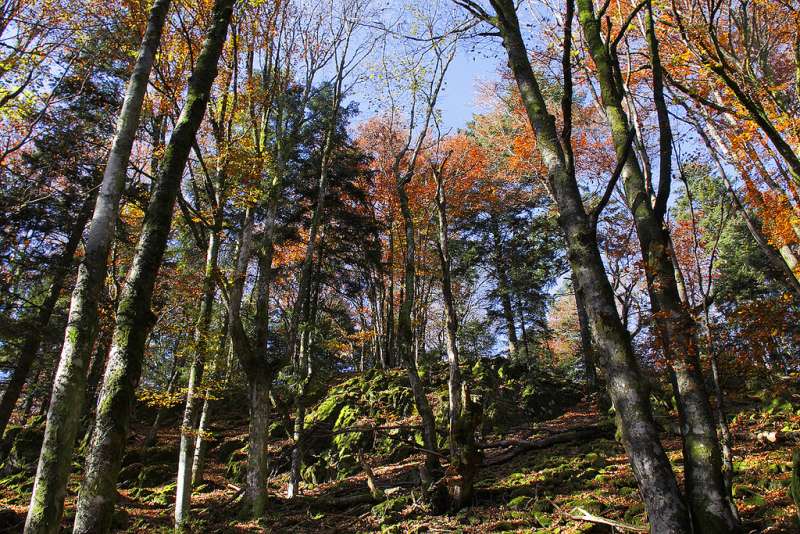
xmin=1 ymin=372 xmax=799 ymax=533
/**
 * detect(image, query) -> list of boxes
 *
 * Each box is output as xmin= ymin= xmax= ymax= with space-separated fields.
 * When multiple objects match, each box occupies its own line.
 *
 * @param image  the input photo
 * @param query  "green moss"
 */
xmin=371 ymin=495 xmax=410 ymax=523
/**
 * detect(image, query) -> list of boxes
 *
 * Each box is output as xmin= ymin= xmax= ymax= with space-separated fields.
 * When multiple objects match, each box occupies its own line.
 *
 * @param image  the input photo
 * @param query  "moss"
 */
xmin=2 ymin=423 xmax=44 ymax=472
xmin=507 ymin=495 xmax=531 ymax=509
xmin=371 ymin=495 xmax=411 ymax=523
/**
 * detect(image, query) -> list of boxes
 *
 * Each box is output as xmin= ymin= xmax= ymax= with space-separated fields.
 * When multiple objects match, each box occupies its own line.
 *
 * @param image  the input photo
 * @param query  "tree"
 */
xmin=453 ymin=0 xmax=691 ymax=530
xmin=23 ymin=2 xmax=173 ymax=531
xmin=71 ymin=1 xmax=234 ymax=530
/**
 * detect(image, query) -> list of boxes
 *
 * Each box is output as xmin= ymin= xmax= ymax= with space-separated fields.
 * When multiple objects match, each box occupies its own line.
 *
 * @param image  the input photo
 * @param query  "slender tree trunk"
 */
xmin=386 ymin=227 xmax=395 ymax=367
xmin=493 ymin=234 xmax=518 ymax=357
xmin=483 ymin=1 xmax=691 ymax=530
xmin=143 ymin=344 xmax=180 ymax=448
xmin=191 ymin=391 xmax=212 ymax=485
xmin=0 ymin=189 xmax=95 ymax=438
xmin=396 ymin=183 xmax=439 ymax=476
xmin=433 ymin=167 xmax=479 ymax=510
xmin=573 ymin=281 xmax=597 ymax=392
xmin=287 ymin=119 xmax=338 ymax=498
xmin=192 ymin=316 xmax=228 ymax=487
xmin=24 ymin=2 xmax=172 ymax=531
xmin=71 ymin=4 xmax=233 ymax=531
xmin=175 ymin=227 xmax=220 ymax=529
xmin=86 ymin=329 xmax=113 ymax=412
xmin=575 ymin=2 xmax=738 ymax=530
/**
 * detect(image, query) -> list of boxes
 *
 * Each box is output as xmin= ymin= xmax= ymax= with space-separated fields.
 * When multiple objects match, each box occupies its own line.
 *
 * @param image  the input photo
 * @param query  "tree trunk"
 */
xmin=484 ymin=1 xmax=691 ymax=530
xmin=396 ymin=182 xmax=440 ymax=476
xmin=287 ymin=118 xmax=338 ymax=499
xmin=0 ymin=188 xmax=95 ymax=438
xmin=143 ymin=345 xmax=180 ymax=448
xmin=433 ymin=167 xmax=480 ymax=510
xmin=575 ymin=2 xmax=739 ymax=530
xmin=175 ymin=227 xmax=220 ymax=530
xmin=573 ymin=281 xmax=597 ymax=392
xmin=492 ymin=233 xmax=518 ymax=357
xmin=71 ymin=3 xmax=233 ymax=531
xmin=24 ymin=2 xmax=172 ymax=531
xmin=245 ymin=368 xmax=271 ymax=518
xmin=192 ymin=316 xmax=228 ymax=487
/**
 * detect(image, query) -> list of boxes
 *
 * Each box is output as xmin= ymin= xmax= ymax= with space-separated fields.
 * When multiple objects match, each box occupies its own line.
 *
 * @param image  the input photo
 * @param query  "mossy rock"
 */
xmin=122 ymin=448 xmax=143 ymax=467
xmin=3 ymin=424 xmax=43 ymax=472
xmin=623 ymin=502 xmax=645 ymax=523
xmin=565 ymin=497 xmax=605 ymax=515
xmin=226 ymin=448 xmax=248 ymax=483
xmin=0 ymin=507 xmax=20 ymax=531
xmin=371 ymin=495 xmax=411 ymax=523
xmin=136 ymin=464 xmax=175 ymax=488
xmin=584 ymin=452 xmax=604 ymax=468
xmin=111 ymin=508 xmax=130 ymax=530
xmin=118 ymin=462 xmax=144 ymax=487
xmin=141 ymin=445 xmax=177 ymax=464
xmin=132 ymin=481 xmax=177 ymax=505
xmin=216 ymin=436 xmax=247 ymax=463
xmin=507 ymin=495 xmax=532 ymax=510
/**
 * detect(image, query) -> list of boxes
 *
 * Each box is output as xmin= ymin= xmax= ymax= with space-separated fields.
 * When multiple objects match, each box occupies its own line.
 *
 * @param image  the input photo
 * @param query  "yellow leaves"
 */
xmin=321 ymin=339 xmax=349 ymax=354
xmin=137 ymin=387 xmax=184 ymax=409
xmin=120 ymin=202 xmax=145 ymax=226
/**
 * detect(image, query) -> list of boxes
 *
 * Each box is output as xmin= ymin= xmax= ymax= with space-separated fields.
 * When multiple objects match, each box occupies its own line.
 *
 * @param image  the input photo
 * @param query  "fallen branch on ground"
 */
xmin=481 ymin=423 xmax=614 ymax=465
xmin=569 ymin=506 xmax=648 ymax=532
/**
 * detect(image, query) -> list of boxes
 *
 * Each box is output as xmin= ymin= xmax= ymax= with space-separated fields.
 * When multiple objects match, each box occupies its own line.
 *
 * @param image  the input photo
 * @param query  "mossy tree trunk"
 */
xmin=575 ymin=1 xmax=739 ymax=530
xmin=23 ymin=2 xmax=172 ymax=532
xmin=71 ymin=2 xmax=234 ymax=531
xmin=573 ymin=280 xmax=597 ymax=392
xmin=462 ymin=0 xmax=692 ymax=531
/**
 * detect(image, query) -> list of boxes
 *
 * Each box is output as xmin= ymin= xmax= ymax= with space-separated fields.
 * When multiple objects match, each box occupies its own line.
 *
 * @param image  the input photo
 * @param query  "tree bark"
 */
xmin=433 ymin=166 xmax=480 ymax=510
xmin=397 ymin=182 xmax=440 ymax=476
xmin=175 ymin=226 xmax=220 ymax=529
xmin=573 ymin=281 xmax=597 ymax=392
xmin=0 ymin=187 xmax=95 ymax=438
xmin=245 ymin=367 xmax=271 ymax=518
xmin=71 ymin=3 xmax=233 ymax=531
xmin=479 ymin=1 xmax=692 ymax=530
xmin=24 ymin=2 xmax=172 ymax=531
xmin=575 ymin=1 xmax=739 ymax=530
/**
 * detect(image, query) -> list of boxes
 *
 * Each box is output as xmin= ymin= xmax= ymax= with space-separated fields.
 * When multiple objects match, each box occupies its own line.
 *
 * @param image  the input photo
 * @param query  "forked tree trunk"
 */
xmin=71 ymin=3 xmax=233 ymax=531
xmin=24 ymin=2 xmax=172 ymax=531
xmin=480 ymin=0 xmax=691 ymax=530
xmin=575 ymin=1 xmax=739 ymax=529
